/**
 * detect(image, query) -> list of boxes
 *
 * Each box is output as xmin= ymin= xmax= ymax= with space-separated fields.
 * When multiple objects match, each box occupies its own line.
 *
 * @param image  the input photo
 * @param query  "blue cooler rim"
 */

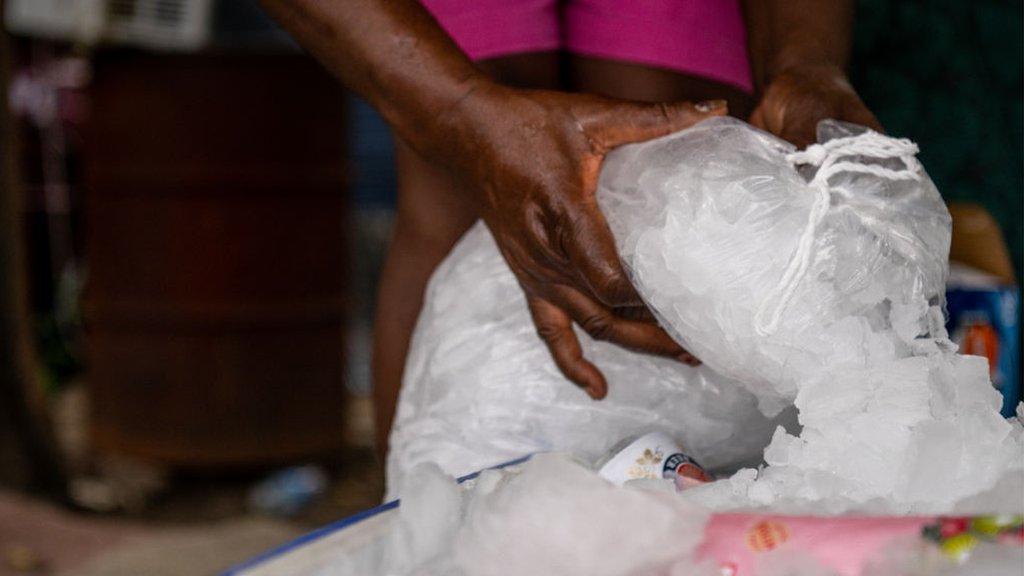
xmin=223 ymin=455 xmax=532 ymax=575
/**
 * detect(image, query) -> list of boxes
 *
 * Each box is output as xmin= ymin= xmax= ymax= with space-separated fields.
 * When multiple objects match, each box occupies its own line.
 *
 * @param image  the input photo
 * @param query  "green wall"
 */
xmin=850 ymin=0 xmax=1023 ymax=283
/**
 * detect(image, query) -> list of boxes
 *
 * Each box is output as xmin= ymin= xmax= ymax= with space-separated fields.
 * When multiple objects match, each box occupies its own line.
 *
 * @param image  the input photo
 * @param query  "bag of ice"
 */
xmin=597 ymin=117 xmax=952 ymax=414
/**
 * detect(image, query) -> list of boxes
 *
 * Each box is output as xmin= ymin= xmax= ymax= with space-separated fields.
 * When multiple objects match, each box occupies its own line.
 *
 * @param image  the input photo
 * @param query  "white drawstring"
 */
xmin=753 ymin=130 xmax=922 ymax=336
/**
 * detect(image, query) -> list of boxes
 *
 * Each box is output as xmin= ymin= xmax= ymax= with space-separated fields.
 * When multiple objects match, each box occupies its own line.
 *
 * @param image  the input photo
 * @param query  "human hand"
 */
xmin=449 ymin=83 xmax=725 ymax=399
xmin=750 ymin=63 xmax=882 ymax=148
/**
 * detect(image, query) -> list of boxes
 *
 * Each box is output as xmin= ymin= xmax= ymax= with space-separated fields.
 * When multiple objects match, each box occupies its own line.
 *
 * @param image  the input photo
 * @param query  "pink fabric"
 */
xmin=420 ymin=0 xmax=561 ymax=62
xmin=420 ymin=0 xmax=753 ymax=93
xmin=696 ymin=514 xmax=930 ymax=576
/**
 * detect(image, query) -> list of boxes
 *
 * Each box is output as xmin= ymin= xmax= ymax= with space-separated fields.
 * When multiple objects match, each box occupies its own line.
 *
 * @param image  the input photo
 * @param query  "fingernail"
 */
xmin=695 ymin=100 xmax=727 ymax=113
xmin=678 ymin=352 xmax=700 ymax=366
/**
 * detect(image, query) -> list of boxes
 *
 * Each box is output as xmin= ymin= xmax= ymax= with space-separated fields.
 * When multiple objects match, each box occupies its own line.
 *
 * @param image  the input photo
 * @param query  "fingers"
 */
xmin=615 ymin=305 xmax=656 ymax=323
xmin=561 ymin=205 xmax=643 ymax=308
xmin=548 ymin=98 xmax=726 ymax=308
xmin=748 ymin=102 xmax=768 ymax=131
xmin=553 ymin=285 xmax=699 ymax=365
xmin=559 ymin=100 xmax=726 ymax=307
xmin=751 ymin=78 xmax=884 ymax=145
xmin=527 ymin=295 xmax=608 ymax=399
xmin=527 ymin=290 xmax=700 ymax=400
xmin=584 ymin=100 xmax=728 ymax=151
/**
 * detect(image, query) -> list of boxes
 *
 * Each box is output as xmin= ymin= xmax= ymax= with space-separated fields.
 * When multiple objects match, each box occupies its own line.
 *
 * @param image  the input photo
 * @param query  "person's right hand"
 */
xmin=442 ymin=81 xmax=726 ymax=399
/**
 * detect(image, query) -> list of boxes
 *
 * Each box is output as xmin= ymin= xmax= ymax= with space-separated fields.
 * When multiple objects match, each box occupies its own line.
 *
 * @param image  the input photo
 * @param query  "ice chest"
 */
xmin=225 ymin=457 xmax=1023 ymax=576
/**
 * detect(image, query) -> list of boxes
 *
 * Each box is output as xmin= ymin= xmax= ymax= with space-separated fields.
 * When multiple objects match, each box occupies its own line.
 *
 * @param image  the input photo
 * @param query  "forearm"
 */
xmin=744 ymin=0 xmax=855 ymax=89
xmin=259 ymin=0 xmax=486 ymax=157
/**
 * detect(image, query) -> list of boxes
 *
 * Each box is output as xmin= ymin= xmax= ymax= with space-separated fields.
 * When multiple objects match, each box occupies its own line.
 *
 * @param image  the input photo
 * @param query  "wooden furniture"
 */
xmin=82 ymin=52 xmax=349 ymax=466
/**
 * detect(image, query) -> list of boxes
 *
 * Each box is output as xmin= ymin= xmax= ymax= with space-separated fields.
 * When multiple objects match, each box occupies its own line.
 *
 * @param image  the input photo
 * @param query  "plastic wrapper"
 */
xmin=597 ymin=117 xmax=952 ymax=414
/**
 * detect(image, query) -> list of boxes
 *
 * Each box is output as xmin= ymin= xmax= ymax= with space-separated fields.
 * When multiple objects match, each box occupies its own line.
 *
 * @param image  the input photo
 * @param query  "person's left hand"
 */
xmin=749 ymin=63 xmax=882 ymax=148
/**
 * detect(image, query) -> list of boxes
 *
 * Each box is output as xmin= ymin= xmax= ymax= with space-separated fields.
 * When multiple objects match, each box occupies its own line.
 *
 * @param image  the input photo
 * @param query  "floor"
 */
xmin=1 ymin=394 xmax=383 ymax=576
xmin=1 ymin=207 xmax=394 ymax=576
xmin=1 ymin=492 xmax=296 ymax=576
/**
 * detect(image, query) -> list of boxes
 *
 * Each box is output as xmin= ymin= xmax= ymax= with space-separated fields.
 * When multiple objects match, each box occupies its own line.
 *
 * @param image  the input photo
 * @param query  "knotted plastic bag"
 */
xmin=597 ymin=117 xmax=951 ymax=414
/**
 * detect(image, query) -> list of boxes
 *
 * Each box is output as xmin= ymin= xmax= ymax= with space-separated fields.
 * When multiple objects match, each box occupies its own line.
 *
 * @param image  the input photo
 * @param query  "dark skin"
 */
xmin=260 ymin=0 xmax=717 ymax=400
xmin=260 ymin=0 xmax=881 ymax=452
xmin=744 ymin=0 xmax=882 ymax=144
xmin=368 ymin=55 xmax=729 ymax=458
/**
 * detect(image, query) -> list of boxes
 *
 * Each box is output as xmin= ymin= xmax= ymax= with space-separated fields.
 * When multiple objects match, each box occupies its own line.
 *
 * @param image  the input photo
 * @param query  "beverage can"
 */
xmin=597 ymin=431 xmax=711 ymax=490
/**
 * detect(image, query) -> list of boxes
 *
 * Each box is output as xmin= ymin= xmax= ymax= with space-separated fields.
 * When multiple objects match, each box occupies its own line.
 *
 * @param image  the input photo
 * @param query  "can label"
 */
xmin=598 ymin=431 xmax=711 ymax=490
xmin=663 ymin=452 xmax=712 ymax=490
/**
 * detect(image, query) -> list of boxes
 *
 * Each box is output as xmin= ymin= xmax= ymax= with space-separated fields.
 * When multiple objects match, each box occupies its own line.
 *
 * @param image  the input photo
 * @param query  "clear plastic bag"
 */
xmin=597 ymin=117 xmax=952 ymax=414
xmin=385 ymin=221 xmax=781 ymax=501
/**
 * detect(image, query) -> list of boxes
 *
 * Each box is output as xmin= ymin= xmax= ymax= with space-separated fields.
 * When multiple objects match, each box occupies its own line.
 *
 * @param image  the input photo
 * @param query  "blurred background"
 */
xmin=0 ymin=1 xmax=1019 ymax=574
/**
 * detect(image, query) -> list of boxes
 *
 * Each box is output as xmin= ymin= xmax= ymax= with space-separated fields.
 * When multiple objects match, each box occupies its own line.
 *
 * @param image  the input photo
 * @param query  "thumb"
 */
xmin=586 ymin=99 xmax=728 ymax=151
xmin=748 ymin=101 xmax=768 ymax=130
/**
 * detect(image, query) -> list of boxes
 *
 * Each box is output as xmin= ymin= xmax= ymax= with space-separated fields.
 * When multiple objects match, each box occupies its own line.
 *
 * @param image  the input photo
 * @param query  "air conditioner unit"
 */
xmin=5 ymin=0 xmax=213 ymax=51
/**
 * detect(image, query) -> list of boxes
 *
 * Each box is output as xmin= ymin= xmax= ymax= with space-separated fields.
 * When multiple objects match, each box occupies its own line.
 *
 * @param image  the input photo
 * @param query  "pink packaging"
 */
xmin=696 ymin=514 xmax=930 ymax=576
xmin=593 ymin=432 xmax=1023 ymax=574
